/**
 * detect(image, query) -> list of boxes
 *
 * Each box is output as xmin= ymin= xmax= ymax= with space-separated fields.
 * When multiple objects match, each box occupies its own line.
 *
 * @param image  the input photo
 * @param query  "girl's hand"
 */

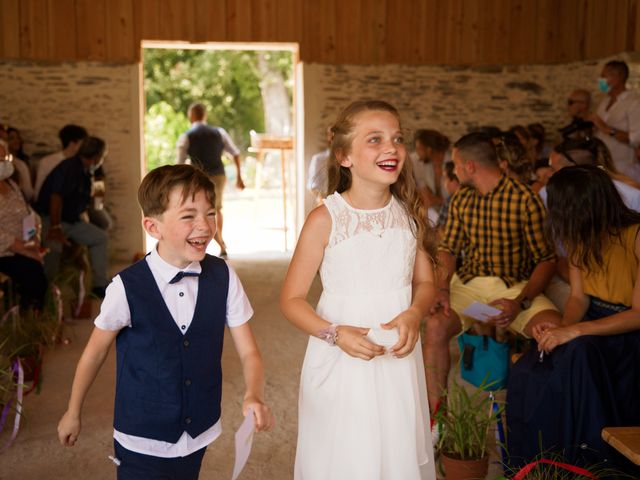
xmin=57 ymin=410 xmax=81 ymax=447
xmin=531 ymin=322 xmax=557 ymax=343
xmin=243 ymin=397 xmax=275 ymax=432
xmin=335 ymin=326 xmax=384 ymax=361
xmin=537 ymin=325 xmax=580 ymax=353
xmin=382 ymin=309 xmax=421 ymax=358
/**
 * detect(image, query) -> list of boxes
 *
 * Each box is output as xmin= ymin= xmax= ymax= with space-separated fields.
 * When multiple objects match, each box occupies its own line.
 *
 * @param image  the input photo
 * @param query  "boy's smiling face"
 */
xmin=143 ymin=186 xmax=216 ymax=268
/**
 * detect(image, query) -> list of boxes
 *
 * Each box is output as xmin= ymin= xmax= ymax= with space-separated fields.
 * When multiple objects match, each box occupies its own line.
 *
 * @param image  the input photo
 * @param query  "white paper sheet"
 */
xmin=462 ymin=301 xmax=502 ymax=322
xmin=231 ymin=408 xmax=255 ymax=480
xmin=366 ymin=327 xmax=399 ymax=348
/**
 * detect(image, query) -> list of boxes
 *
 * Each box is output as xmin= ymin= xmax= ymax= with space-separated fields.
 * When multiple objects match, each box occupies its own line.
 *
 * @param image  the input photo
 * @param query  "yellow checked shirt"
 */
xmin=439 ymin=175 xmax=555 ymax=287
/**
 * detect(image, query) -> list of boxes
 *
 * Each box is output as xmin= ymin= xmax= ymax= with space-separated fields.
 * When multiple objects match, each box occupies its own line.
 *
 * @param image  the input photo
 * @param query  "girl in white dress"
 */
xmin=280 ymin=100 xmax=438 ymax=480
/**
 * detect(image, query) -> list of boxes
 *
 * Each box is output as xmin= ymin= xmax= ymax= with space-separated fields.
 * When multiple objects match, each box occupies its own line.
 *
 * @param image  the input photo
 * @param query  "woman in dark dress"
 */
xmin=506 ymin=165 xmax=640 ymax=474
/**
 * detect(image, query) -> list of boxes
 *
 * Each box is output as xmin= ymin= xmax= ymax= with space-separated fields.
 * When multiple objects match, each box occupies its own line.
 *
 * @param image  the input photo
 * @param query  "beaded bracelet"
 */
xmin=318 ymin=324 xmax=338 ymax=346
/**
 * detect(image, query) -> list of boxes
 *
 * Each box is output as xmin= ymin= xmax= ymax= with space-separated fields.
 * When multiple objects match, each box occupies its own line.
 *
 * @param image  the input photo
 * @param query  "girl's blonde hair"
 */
xmin=325 ymin=100 xmax=437 ymax=259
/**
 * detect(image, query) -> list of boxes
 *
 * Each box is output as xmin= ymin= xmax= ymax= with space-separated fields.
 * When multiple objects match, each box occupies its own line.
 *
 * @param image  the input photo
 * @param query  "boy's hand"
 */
xmin=58 ymin=411 xmax=81 ymax=447
xmin=382 ymin=308 xmax=422 ymax=358
xmin=243 ymin=398 xmax=275 ymax=432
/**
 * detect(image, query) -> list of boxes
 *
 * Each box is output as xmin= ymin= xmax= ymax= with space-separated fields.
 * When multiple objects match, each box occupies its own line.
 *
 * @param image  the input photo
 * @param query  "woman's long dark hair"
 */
xmin=546 ymin=165 xmax=640 ymax=271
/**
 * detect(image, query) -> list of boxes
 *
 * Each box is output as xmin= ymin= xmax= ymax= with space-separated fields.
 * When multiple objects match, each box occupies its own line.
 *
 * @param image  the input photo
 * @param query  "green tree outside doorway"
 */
xmin=143 ymin=48 xmax=293 ymax=179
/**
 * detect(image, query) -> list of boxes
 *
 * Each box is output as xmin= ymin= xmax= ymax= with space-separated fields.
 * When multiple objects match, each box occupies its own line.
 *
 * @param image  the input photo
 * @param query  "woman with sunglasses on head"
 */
xmin=507 ymin=165 xmax=640 ymax=474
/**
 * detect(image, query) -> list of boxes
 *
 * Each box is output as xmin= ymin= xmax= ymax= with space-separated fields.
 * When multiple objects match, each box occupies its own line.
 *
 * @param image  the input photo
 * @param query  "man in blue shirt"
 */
xmin=36 ymin=136 xmax=109 ymax=298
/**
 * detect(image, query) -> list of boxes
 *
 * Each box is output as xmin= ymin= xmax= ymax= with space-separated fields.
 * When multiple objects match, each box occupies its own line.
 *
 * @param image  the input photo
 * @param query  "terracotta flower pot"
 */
xmin=442 ymin=453 xmax=489 ymax=480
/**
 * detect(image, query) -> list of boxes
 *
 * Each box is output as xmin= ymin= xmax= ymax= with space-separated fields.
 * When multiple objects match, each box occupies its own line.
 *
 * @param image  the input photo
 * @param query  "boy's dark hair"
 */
xmin=188 ymin=103 xmax=207 ymax=121
xmin=139 ymin=164 xmax=216 ymax=217
xmin=78 ymin=136 xmax=107 ymax=159
xmin=605 ymin=60 xmax=629 ymax=82
xmin=454 ymin=132 xmax=498 ymax=168
xmin=59 ymin=124 xmax=88 ymax=149
xmin=413 ymin=129 xmax=450 ymax=152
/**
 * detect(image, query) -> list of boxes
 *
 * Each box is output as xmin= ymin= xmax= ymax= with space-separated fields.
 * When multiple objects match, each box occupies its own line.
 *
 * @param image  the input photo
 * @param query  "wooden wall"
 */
xmin=0 ymin=0 xmax=638 ymax=65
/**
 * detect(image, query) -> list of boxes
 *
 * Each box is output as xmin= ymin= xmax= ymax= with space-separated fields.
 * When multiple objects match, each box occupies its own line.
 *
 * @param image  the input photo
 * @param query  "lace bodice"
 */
xmin=319 ymin=192 xmax=416 ymax=295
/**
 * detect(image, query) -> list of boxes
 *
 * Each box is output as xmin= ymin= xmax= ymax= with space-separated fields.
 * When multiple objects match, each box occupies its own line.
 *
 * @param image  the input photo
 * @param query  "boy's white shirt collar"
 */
xmin=147 ymin=246 xmax=202 ymax=284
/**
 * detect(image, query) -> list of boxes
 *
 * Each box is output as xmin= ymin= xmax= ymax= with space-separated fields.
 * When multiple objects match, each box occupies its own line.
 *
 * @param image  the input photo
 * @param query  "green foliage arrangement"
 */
xmin=434 ymin=376 xmax=503 ymax=461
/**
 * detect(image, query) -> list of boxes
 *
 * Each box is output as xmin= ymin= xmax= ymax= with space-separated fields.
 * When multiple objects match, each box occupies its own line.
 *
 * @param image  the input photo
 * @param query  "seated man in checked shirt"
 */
xmin=423 ymin=132 xmax=562 ymax=412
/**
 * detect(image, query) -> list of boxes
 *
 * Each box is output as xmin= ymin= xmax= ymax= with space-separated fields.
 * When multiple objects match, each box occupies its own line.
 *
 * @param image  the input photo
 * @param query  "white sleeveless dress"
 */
xmin=294 ymin=192 xmax=436 ymax=480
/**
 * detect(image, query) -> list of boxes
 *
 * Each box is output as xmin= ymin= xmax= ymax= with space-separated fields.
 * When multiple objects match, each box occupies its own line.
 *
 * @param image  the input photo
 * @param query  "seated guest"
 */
xmin=435 ymin=161 xmax=459 ymax=231
xmin=542 ymin=138 xmax=640 ymax=310
xmin=527 ymin=122 xmax=551 ymax=159
xmin=35 ymin=124 xmax=87 ymax=198
xmin=307 ymin=127 xmax=331 ymax=205
xmin=509 ymin=124 xmax=537 ymax=165
xmin=36 ymin=137 xmax=109 ymax=298
xmin=543 ymin=137 xmax=640 ymax=212
xmin=494 ymin=131 xmax=539 ymax=190
xmin=0 ymin=140 xmax=47 ymax=309
xmin=423 ymin=132 xmax=560 ymax=411
xmin=507 ymin=165 xmax=640 ymax=473
xmin=533 ymin=157 xmax=553 ymax=188
xmin=412 ymin=129 xmax=450 ymax=224
xmin=7 ymin=127 xmax=34 ymax=202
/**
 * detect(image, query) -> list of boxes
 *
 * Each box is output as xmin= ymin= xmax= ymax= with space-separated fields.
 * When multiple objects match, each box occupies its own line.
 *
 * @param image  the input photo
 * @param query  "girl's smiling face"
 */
xmin=340 ymin=109 xmax=406 ymax=187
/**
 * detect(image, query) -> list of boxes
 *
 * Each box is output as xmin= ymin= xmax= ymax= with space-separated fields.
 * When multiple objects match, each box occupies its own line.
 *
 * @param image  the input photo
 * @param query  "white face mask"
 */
xmin=0 ymin=159 xmax=15 ymax=181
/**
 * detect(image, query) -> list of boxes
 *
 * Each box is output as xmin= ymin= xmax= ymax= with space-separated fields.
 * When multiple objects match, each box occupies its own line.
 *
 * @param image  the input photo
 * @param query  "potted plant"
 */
xmin=434 ymin=376 xmax=504 ymax=480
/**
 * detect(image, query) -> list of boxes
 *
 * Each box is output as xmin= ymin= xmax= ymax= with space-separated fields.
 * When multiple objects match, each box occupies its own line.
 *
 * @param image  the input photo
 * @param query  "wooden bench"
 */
xmin=602 ymin=427 xmax=640 ymax=465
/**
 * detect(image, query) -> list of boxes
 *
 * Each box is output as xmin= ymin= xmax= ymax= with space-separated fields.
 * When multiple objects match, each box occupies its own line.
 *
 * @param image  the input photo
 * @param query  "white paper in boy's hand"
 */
xmin=462 ymin=302 xmax=502 ymax=322
xmin=367 ymin=328 xmax=399 ymax=348
xmin=231 ymin=408 xmax=255 ymax=480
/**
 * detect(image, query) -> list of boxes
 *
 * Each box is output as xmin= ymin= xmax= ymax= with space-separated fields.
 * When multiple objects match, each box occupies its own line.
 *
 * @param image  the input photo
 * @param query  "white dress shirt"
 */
xmin=595 ymin=90 xmax=640 ymax=182
xmin=94 ymin=247 xmax=253 ymax=457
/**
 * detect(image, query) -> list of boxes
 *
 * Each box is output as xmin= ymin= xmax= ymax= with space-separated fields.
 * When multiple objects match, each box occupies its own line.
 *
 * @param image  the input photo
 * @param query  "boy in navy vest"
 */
xmin=58 ymin=164 xmax=274 ymax=479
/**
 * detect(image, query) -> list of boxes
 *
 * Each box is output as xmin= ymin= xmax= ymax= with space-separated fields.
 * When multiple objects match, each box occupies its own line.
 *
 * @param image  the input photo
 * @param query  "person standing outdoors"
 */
xmin=177 ymin=103 xmax=245 ymax=257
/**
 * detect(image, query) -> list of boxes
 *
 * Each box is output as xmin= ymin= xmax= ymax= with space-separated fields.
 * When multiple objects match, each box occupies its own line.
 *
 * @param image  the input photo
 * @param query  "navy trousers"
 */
xmin=114 ymin=441 xmax=207 ymax=480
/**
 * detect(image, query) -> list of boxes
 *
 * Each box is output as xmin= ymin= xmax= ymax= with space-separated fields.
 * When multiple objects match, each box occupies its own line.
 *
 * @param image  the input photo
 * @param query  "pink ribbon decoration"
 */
xmin=0 ymin=359 xmax=24 ymax=453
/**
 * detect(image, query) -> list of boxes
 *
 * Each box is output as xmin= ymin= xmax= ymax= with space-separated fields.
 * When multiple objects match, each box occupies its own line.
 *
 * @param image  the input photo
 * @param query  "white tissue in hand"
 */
xmin=367 ymin=328 xmax=399 ymax=348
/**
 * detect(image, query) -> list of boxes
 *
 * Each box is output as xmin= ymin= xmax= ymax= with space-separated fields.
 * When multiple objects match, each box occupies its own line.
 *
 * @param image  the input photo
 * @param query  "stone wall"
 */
xmin=2 ymin=53 xmax=639 ymax=254
xmin=0 ymin=61 xmax=143 ymax=263
xmin=302 ymin=52 xmax=640 ymax=212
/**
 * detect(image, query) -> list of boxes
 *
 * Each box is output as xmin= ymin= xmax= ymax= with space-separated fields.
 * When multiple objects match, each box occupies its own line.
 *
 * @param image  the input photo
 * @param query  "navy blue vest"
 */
xmin=186 ymin=124 xmax=226 ymax=176
xmin=114 ymin=254 xmax=229 ymax=443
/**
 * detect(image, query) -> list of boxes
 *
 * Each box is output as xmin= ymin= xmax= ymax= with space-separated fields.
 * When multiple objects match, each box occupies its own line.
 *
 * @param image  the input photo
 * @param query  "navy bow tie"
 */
xmin=169 ymin=271 xmax=200 ymax=284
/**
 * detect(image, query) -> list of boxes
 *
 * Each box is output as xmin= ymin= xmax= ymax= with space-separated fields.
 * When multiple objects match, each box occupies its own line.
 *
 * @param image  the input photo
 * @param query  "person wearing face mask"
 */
xmin=35 ymin=136 xmax=109 ymax=298
xmin=589 ymin=60 xmax=640 ymax=183
xmin=0 ymin=140 xmax=48 ymax=310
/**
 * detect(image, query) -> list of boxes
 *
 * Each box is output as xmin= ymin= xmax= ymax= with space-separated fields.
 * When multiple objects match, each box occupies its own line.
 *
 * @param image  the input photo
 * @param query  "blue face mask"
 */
xmin=598 ymin=77 xmax=610 ymax=93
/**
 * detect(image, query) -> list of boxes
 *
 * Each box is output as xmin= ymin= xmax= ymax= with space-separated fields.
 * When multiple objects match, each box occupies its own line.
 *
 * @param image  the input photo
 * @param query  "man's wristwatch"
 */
xmin=609 ymin=128 xmax=617 ymax=137
xmin=519 ymin=296 xmax=532 ymax=311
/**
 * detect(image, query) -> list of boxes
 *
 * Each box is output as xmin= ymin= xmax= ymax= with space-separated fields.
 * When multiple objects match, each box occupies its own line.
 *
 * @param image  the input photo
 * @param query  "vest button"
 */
xmin=179 ymin=292 xmax=184 ymax=297
xmin=181 ymin=325 xmax=186 ymax=330
xmin=185 ymin=417 xmax=192 ymax=424
xmin=183 ymin=339 xmax=190 ymax=347
xmin=185 ymin=379 xmax=192 ymax=386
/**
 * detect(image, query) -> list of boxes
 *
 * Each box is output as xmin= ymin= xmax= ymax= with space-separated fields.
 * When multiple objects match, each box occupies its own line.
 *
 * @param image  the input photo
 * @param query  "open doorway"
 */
xmin=141 ymin=41 xmax=299 ymax=258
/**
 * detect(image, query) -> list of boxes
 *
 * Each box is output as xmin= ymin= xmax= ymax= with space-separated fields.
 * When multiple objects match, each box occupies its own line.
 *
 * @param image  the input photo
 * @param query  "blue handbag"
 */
xmin=457 ymin=332 xmax=509 ymax=390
